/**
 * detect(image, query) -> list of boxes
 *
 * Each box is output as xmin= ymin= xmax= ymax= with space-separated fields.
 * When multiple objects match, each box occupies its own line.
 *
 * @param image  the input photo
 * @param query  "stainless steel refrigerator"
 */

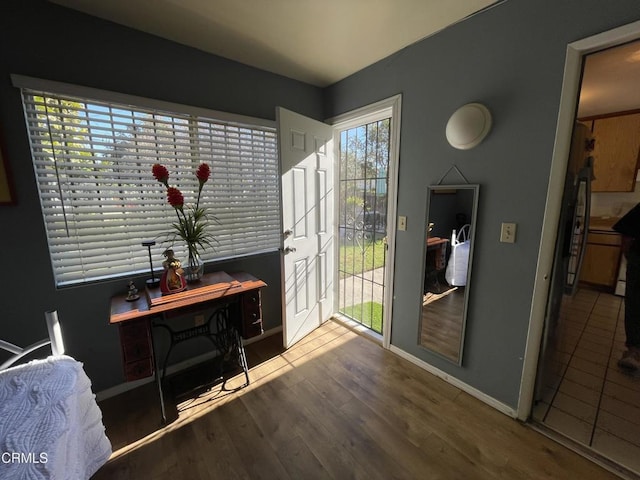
xmin=534 ymin=122 xmax=595 ymax=405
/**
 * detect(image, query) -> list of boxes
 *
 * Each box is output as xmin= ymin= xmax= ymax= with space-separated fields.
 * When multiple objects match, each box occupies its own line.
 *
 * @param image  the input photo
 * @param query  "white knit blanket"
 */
xmin=0 ymin=356 xmax=112 ymax=479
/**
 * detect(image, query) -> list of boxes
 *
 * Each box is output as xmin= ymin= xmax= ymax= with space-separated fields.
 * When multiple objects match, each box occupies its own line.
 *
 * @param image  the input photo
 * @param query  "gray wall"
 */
xmin=0 ymin=0 xmax=323 ymax=391
xmin=324 ymin=0 xmax=640 ymax=408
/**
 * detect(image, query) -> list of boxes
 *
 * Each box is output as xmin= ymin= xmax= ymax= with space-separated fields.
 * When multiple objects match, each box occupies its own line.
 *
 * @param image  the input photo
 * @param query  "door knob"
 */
xmin=283 ymin=246 xmax=297 ymax=254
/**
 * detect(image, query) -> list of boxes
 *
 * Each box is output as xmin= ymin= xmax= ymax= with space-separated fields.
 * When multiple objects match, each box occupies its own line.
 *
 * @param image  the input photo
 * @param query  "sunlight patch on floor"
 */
xmin=104 ymin=321 xmax=356 ymax=463
xmin=423 ymin=286 xmax=459 ymax=305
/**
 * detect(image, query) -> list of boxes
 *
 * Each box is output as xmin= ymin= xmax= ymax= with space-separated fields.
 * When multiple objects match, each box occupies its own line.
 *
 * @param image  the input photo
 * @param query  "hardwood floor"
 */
xmin=420 ymin=287 xmax=464 ymax=362
xmin=93 ymin=320 xmax=618 ymax=479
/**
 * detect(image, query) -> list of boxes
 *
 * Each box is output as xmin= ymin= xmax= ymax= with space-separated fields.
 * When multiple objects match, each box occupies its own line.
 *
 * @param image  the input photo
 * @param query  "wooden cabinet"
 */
xmin=579 ymin=231 xmax=622 ymax=288
xmin=239 ymin=291 xmax=264 ymax=339
xmin=118 ymin=319 xmax=154 ymax=381
xmin=589 ymin=113 xmax=640 ymax=192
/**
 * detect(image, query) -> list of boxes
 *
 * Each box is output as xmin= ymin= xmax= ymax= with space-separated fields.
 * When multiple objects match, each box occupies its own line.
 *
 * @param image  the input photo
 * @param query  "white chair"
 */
xmin=0 ymin=310 xmax=65 ymax=371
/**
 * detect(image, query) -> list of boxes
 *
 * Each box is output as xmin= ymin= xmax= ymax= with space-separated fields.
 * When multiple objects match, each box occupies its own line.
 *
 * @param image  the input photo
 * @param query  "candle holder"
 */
xmin=142 ymin=240 xmax=160 ymax=288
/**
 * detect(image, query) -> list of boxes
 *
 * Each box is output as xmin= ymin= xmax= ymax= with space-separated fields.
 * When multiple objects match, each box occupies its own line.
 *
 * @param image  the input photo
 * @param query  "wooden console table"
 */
xmin=109 ymin=271 xmax=266 ymax=422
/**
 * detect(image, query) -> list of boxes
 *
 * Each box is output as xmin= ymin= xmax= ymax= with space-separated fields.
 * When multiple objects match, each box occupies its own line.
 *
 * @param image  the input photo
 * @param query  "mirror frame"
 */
xmin=418 ymin=183 xmax=479 ymax=365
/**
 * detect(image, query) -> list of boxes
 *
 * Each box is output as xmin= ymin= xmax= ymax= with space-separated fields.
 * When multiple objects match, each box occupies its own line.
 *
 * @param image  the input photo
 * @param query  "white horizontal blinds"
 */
xmin=20 ymin=89 xmax=280 ymax=286
xmin=197 ymin=123 xmax=280 ymax=254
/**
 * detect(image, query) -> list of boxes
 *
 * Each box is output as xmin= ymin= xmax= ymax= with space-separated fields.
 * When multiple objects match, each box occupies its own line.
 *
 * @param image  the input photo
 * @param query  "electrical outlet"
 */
xmin=398 ymin=215 xmax=407 ymax=231
xmin=194 ymin=314 xmax=205 ymax=326
xmin=500 ymin=222 xmax=517 ymax=243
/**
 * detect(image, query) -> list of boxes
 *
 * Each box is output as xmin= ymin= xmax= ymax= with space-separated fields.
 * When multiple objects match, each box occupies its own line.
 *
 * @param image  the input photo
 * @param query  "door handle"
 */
xmin=283 ymin=246 xmax=297 ymax=254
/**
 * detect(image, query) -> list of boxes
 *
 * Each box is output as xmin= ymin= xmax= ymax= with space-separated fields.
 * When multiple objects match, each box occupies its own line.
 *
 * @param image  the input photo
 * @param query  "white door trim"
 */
xmin=518 ymin=20 xmax=640 ymax=421
xmin=327 ymin=94 xmax=402 ymax=349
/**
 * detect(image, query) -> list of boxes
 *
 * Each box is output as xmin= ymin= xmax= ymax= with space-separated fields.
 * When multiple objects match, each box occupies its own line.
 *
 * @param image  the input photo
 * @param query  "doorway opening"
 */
xmin=525 ymin=25 xmax=640 ymax=477
xmin=337 ymin=118 xmax=390 ymax=334
xmin=278 ymin=96 xmax=400 ymax=350
xmin=330 ymin=95 xmax=401 ymax=345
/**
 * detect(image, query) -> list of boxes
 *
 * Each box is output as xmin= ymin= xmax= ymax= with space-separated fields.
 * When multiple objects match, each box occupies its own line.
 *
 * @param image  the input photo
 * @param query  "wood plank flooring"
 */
xmin=420 ymin=287 xmax=464 ymax=362
xmin=92 ymin=320 xmax=618 ymax=480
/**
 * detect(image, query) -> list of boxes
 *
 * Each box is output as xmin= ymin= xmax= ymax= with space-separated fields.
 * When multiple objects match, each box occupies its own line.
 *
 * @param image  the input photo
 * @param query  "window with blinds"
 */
xmin=19 ymin=88 xmax=281 ymax=286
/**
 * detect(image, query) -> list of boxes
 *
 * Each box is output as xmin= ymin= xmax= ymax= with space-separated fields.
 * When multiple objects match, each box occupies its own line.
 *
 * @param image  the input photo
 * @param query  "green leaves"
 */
xmin=170 ymin=205 xmax=217 ymax=258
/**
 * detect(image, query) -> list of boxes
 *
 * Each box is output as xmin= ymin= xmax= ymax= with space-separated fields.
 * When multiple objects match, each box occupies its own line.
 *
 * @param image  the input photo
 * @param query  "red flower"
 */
xmin=196 ymin=163 xmax=210 ymax=185
xmin=166 ymin=187 xmax=184 ymax=209
xmin=152 ymin=163 xmax=169 ymax=186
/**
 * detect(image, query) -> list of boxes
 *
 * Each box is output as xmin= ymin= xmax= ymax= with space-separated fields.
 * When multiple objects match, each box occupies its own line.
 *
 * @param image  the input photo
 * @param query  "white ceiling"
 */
xmin=47 ymin=0 xmax=640 ymax=116
xmin=579 ymin=39 xmax=640 ymax=118
xmin=49 ymin=0 xmax=499 ymax=87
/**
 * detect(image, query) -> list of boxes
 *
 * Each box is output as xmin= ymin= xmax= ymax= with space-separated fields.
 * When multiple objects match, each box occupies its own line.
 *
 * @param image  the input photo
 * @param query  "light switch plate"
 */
xmin=500 ymin=222 xmax=517 ymax=243
xmin=398 ymin=215 xmax=407 ymax=231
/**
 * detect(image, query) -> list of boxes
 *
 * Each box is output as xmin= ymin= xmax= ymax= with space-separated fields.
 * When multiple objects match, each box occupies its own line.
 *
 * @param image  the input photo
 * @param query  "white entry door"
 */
xmin=277 ymin=107 xmax=335 ymax=348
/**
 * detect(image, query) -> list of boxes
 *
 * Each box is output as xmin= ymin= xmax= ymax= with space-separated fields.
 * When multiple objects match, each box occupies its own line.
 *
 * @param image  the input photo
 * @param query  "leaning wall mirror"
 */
xmin=419 ymin=184 xmax=479 ymax=364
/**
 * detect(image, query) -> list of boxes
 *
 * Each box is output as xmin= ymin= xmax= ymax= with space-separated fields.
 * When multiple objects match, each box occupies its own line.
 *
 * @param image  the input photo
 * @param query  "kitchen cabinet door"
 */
xmin=591 ymin=113 xmax=640 ymax=192
xmin=579 ymin=232 xmax=622 ymax=288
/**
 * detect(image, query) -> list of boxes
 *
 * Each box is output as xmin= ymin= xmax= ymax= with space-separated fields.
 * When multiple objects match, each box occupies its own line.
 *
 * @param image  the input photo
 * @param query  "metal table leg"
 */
xmin=149 ymin=319 xmax=167 ymax=424
xmin=211 ymin=307 xmax=250 ymax=389
xmin=150 ymin=302 xmax=250 ymax=423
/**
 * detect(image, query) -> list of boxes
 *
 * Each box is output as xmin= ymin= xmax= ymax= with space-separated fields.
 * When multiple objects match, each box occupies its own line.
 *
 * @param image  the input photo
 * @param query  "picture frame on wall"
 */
xmin=0 ymin=127 xmax=15 ymax=205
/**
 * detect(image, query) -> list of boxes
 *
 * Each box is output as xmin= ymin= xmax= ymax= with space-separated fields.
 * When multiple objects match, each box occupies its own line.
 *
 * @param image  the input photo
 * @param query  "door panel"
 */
xmin=278 ymin=107 xmax=334 ymax=348
xmin=292 ymin=167 xmax=308 ymax=238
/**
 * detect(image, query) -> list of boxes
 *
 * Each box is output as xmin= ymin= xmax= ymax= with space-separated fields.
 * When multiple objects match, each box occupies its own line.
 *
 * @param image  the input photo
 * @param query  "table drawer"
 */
xmin=124 ymin=358 xmax=153 ymax=381
xmin=122 ymin=336 xmax=152 ymax=363
xmin=118 ymin=319 xmax=153 ymax=380
xmin=241 ymin=292 xmax=263 ymax=339
xmin=242 ymin=291 xmax=261 ymax=309
xmin=119 ymin=319 xmax=150 ymax=342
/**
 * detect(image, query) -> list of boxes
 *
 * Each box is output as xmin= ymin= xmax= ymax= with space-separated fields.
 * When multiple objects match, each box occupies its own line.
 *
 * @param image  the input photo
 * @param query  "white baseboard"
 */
xmin=389 ymin=345 xmax=517 ymax=418
xmin=96 ymin=326 xmax=283 ymax=402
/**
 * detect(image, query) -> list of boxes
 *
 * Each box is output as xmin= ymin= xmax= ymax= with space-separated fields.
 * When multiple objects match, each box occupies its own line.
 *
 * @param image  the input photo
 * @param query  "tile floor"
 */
xmin=533 ymin=288 xmax=640 ymax=476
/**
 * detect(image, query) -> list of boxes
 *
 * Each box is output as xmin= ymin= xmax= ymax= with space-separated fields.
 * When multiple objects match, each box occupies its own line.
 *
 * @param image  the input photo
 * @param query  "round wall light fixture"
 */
xmin=445 ymin=103 xmax=492 ymax=150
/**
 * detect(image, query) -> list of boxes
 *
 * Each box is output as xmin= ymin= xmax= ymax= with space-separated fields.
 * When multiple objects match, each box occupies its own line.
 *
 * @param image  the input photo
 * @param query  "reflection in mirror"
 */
xmin=419 ymin=184 xmax=479 ymax=364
